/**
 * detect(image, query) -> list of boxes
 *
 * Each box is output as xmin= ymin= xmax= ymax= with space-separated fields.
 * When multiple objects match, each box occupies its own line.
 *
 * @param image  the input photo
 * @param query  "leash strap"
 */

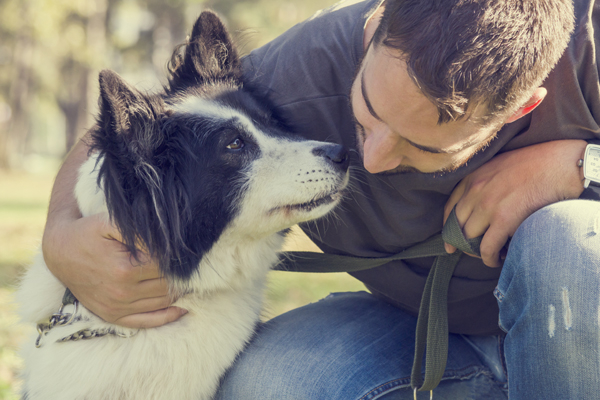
xmin=275 ymin=207 xmax=482 ymax=393
xmin=58 ymin=209 xmax=480 ymax=392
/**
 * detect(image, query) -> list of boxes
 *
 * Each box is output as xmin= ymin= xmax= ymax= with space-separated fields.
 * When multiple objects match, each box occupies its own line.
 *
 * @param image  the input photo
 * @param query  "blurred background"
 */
xmin=0 ymin=0 xmax=344 ymax=171
xmin=0 ymin=0 xmax=366 ymax=398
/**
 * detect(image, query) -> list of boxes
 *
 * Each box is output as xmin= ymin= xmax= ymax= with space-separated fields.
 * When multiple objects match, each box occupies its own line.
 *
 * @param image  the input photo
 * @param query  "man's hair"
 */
xmin=373 ymin=0 xmax=575 ymax=124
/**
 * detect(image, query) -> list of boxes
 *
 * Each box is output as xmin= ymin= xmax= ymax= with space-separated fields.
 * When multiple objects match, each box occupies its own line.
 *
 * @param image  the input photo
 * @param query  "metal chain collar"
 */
xmin=57 ymin=326 xmax=137 ymax=343
xmin=36 ymin=301 xmax=79 ymax=348
xmin=35 ymin=300 xmax=138 ymax=347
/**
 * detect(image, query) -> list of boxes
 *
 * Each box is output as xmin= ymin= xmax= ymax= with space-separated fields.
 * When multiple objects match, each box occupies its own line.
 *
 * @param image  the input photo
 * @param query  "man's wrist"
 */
xmin=559 ymin=140 xmax=588 ymax=198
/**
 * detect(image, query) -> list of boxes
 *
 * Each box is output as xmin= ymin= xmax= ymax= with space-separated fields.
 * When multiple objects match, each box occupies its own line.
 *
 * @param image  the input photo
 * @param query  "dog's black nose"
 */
xmin=312 ymin=144 xmax=349 ymax=172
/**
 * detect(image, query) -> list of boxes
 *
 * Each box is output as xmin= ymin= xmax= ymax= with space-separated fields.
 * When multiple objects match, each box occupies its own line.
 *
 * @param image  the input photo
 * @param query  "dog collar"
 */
xmin=35 ymin=288 xmax=138 ymax=348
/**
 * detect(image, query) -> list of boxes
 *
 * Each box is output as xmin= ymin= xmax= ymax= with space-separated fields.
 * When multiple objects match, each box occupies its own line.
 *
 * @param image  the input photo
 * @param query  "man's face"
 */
xmin=350 ymin=43 xmax=498 ymax=174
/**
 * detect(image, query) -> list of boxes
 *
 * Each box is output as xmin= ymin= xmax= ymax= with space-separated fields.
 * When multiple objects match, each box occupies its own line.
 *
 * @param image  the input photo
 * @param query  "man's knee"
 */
xmin=508 ymin=200 xmax=600 ymax=267
xmin=497 ymin=200 xmax=600 ymax=322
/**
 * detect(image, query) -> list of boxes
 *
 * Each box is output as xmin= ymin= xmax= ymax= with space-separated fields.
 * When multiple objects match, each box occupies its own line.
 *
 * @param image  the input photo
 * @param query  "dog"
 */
xmin=17 ymin=11 xmax=349 ymax=400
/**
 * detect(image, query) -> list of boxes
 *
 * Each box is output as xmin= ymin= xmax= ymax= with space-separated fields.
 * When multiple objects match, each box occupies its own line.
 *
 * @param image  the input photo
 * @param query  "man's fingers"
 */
xmin=125 ymin=258 xmax=162 ymax=282
xmin=94 ymin=220 xmax=163 ymax=282
xmin=107 ymin=280 xmax=173 ymax=314
xmin=479 ymin=228 xmax=510 ymax=268
xmin=444 ymin=181 xmax=469 ymax=254
xmin=46 ymin=212 xmax=180 ymax=328
xmin=93 ymin=293 xmax=178 ymax=324
xmin=443 ymin=183 xmax=477 ymax=254
xmin=443 ymin=180 xmax=467 ymax=224
xmin=91 ymin=213 xmax=123 ymax=242
xmin=135 ymin=277 xmax=170 ymax=296
xmin=116 ymin=307 xmax=188 ymax=329
xmin=461 ymin=207 xmax=489 ymax=241
xmin=445 ymin=206 xmax=488 ymax=258
xmin=96 ymin=238 xmax=162 ymax=282
xmin=444 ymin=243 xmax=457 ymax=254
xmin=128 ymin=291 xmax=176 ymax=313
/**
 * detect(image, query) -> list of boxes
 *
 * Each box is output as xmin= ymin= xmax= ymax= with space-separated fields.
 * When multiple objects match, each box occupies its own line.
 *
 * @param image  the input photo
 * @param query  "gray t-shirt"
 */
xmin=242 ymin=0 xmax=600 ymax=335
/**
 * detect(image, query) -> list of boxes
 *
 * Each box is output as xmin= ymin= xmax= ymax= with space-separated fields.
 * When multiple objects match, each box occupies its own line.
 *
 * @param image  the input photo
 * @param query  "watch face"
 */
xmin=584 ymin=145 xmax=600 ymax=182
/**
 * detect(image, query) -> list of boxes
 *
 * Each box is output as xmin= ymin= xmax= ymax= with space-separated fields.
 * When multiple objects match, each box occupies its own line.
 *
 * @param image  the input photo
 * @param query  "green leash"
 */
xmin=275 ymin=207 xmax=482 ymax=393
xmin=59 ymin=208 xmax=480 ymax=394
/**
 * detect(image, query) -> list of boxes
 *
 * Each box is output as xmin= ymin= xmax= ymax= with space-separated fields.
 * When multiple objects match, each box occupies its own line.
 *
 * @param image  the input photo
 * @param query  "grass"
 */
xmin=0 ymin=168 xmax=365 ymax=399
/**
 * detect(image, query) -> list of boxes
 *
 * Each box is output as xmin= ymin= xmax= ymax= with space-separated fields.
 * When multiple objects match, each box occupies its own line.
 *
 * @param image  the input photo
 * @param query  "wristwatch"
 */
xmin=582 ymin=144 xmax=600 ymax=188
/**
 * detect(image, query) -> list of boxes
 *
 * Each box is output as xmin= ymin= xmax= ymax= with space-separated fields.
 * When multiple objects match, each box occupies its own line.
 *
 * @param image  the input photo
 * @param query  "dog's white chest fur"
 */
xmin=18 ymin=156 xmax=281 ymax=400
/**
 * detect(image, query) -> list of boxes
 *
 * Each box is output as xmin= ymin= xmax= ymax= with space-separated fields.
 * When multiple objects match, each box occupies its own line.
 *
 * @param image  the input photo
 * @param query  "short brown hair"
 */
xmin=373 ymin=0 xmax=575 ymax=124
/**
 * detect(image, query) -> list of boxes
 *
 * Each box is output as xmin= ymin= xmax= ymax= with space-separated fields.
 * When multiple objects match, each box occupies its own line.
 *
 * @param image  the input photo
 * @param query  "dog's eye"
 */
xmin=226 ymin=138 xmax=244 ymax=150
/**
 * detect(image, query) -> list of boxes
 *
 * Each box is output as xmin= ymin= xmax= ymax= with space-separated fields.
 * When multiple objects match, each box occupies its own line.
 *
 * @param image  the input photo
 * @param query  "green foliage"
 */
xmin=0 ymin=0 xmax=338 ymax=169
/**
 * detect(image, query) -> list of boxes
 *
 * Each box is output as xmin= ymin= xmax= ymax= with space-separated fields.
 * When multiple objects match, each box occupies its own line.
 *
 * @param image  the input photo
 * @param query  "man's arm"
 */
xmin=444 ymin=139 xmax=587 ymax=267
xmin=42 ymin=134 xmax=186 ymax=328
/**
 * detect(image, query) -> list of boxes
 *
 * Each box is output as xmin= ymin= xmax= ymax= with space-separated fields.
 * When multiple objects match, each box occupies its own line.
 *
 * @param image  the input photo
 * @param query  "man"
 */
xmin=43 ymin=0 xmax=600 ymax=398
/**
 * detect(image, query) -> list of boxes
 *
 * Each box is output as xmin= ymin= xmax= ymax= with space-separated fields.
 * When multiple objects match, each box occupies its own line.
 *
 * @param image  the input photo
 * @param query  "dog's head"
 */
xmin=82 ymin=12 xmax=349 ymax=281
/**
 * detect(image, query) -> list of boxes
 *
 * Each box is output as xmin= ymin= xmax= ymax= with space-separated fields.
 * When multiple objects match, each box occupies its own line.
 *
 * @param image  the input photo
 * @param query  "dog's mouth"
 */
xmin=272 ymin=190 xmax=344 ymax=214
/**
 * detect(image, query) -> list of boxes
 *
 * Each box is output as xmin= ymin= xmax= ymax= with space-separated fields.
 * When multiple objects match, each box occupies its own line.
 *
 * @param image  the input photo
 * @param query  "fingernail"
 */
xmin=179 ymin=308 xmax=188 ymax=316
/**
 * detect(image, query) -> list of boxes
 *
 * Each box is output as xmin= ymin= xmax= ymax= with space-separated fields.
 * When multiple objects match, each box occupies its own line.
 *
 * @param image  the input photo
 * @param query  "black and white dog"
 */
xmin=17 ymin=12 xmax=349 ymax=400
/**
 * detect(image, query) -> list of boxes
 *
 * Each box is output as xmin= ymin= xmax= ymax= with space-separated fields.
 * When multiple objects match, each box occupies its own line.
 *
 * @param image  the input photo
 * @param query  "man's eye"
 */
xmin=226 ymin=138 xmax=244 ymax=150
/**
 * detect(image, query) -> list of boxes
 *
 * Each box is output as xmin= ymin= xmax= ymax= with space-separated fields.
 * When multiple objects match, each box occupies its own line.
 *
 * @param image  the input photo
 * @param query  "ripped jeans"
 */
xmin=496 ymin=199 xmax=600 ymax=398
xmin=215 ymin=200 xmax=600 ymax=399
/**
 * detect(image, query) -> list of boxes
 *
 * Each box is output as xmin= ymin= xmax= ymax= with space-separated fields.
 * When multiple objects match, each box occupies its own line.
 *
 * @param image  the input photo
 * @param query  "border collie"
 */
xmin=17 ymin=11 xmax=349 ymax=400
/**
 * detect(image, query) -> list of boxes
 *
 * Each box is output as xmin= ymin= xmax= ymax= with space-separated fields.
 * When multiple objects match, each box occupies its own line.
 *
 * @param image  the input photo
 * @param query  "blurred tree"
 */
xmin=58 ymin=0 xmax=109 ymax=151
xmin=0 ymin=0 xmax=34 ymax=169
xmin=0 ymin=0 xmax=111 ymax=168
xmin=0 ymin=0 xmax=337 ymax=170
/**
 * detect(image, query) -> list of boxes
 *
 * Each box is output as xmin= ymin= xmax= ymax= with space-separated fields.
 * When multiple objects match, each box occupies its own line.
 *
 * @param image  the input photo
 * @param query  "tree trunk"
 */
xmin=1 ymin=25 xmax=34 ymax=169
xmin=59 ymin=62 xmax=90 ymax=152
xmin=58 ymin=0 xmax=108 ymax=154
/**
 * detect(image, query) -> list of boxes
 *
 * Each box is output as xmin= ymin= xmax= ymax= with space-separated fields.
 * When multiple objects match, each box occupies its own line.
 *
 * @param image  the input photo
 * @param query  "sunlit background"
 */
xmin=0 ymin=0 xmax=343 ymax=171
xmin=0 ymin=0 xmax=368 ymax=398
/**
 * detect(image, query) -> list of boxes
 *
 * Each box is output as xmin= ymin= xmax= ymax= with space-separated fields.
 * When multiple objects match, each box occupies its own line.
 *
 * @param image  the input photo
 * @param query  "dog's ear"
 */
xmin=98 ymin=69 xmax=160 ymax=138
xmin=167 ymin=11 xmax=241 ymax=92
xmin=93 ymin=70 xmax=175 ymax=269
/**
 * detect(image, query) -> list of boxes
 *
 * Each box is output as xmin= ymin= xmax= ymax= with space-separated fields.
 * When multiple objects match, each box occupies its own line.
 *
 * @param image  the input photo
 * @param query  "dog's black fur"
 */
xmin=19 ymin=11 xmax=349 ymax=400
xmin=91 ymin=12 xmax=291 ymax=280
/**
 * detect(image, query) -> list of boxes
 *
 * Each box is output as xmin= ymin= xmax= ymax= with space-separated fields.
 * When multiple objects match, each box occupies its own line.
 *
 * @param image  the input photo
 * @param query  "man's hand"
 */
xmin=41 ymin=135 xmax=185 ymax=329
xmin=42 ymin=213 xmax=187 ymax=328
xmin=444 ymin=140 xmax=587 ymax=268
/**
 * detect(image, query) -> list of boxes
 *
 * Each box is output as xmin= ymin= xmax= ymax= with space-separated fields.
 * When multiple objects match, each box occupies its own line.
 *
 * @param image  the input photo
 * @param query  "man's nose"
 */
xmin=362 ymin=129 xmax=403 ymax=173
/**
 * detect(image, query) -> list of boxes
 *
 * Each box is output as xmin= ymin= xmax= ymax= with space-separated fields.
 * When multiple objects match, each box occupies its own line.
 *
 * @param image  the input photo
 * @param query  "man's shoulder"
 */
xmin=241 ymin=0 xmax=378 ymax=107
xmin=499 ymin=0 xmax=600 ymax=151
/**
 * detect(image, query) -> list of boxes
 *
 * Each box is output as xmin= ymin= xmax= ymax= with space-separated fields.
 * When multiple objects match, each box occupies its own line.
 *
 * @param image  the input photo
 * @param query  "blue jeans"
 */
xmin=215 ymin=200 xmax=600 ymax=399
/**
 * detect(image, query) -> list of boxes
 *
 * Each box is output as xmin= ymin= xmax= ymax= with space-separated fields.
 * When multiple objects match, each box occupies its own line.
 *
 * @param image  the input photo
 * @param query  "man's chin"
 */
xmin=370 ymin=162 xmax=465 ymax=176
xmin=373 ymin=165 xmax=423 ymax=175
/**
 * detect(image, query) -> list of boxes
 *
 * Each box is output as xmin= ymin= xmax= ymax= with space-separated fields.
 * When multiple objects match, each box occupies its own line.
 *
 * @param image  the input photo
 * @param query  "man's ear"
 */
xmin=505 ymin=87 xmax=547 ymax=123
